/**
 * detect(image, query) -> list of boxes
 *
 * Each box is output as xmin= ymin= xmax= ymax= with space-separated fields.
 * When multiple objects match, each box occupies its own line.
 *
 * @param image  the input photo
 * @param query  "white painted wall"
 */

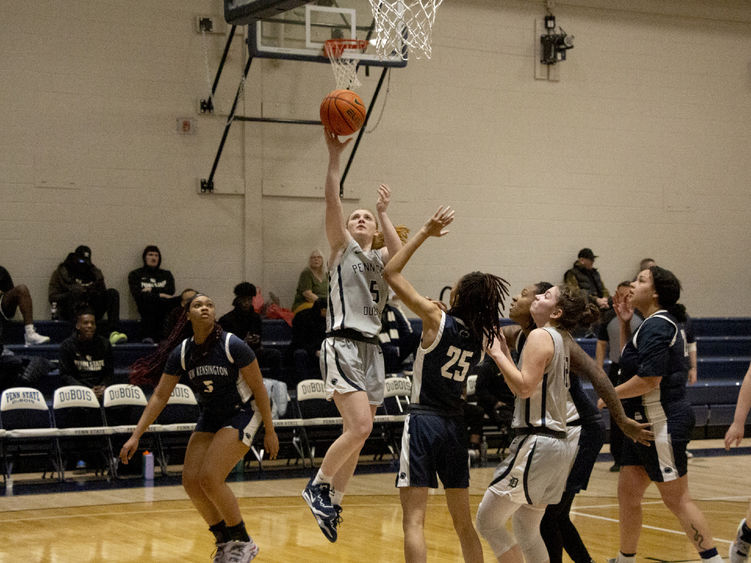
xmin=1 ymin=0 xmax=749 ymax=319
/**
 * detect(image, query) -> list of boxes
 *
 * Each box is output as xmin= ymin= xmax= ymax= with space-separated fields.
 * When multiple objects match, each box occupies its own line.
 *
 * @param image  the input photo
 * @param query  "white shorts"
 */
xmin=320 ymin=336 xmax=385 ymax=405
xmin=487 ymin=433 xmax=574 ymax=506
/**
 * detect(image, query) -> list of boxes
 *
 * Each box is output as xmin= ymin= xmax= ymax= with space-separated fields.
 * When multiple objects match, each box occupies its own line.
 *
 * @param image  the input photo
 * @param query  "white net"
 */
xmin=368 ymin=0 xmax=444 ymax=60
xmin=325 ymin=39 xmax=368 ymax=90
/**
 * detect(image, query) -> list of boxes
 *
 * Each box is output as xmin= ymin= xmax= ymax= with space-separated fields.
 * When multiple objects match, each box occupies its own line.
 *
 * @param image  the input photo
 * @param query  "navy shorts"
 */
xmin=621 ymin=406 xmax=694 ymax=482
xmin=396 ymin=412 xmax=469 ymax=489
xmin=195 ymin=404 xmax=261 ymax=447
xmin=565 ymin=418 xmax=605 ymax=493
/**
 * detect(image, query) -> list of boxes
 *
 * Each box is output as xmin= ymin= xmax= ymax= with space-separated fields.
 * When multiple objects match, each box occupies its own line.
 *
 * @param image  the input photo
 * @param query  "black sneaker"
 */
xmin=319 ymin=504 xmax=343 ymax=543
xmin=302 ymin=478 xmax=337 ymax=539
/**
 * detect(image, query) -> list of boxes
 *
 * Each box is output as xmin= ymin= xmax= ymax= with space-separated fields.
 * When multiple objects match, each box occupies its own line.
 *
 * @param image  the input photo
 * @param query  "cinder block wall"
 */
xmin=1 ymin=0 xmax=749 ymax=318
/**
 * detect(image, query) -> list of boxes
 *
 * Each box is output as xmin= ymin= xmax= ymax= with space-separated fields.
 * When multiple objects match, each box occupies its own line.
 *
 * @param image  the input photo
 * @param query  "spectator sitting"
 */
xmin=291 ymin=249 xmax=328 ymax=314
xmin=48 ymin=246 xmax=127 ymax=345
xmin=218 ymin=282 xmax=285 ymax=386
xmin=289 ymin=297 xmax=327 ymax=385
xmin=0 ymin=265 xmax=50 ymax=345
xmin=128 ymin=245 xmax=175 ymax=343
xmin=563 ymin=247 xmax=611 ymax=310
xmin=58 ymin=306 xmax=116 ymax=401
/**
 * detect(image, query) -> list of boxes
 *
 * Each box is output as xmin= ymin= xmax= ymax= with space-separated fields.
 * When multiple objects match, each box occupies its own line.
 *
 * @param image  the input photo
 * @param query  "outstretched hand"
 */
xmin=613 ymin=287 xmax=634 ymax=323
xmin=376 ymin=184 xmax=391 ymax=213
xmin=424 ymin=206 xmax=455 ymax=238
xmin=621 ymin=418 xmax=654 ymax=446
xmin=323 ymin=127 xmax=352 ymax=156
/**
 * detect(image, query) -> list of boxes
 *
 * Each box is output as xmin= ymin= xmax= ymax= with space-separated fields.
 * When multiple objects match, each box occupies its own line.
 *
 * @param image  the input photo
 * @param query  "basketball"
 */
xmin=319 ymin=89 xmax=367 ymax=136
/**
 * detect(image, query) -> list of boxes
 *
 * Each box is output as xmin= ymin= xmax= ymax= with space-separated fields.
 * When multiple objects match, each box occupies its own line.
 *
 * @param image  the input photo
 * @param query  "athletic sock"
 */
xmin=741 ymin=519 xmax=751 ymax=542
xmin=617 ymin=553 xmax=636 ymax=563
xmin=209 ymin=520 xmax=228 ymax=543
xmin=226 ymin=521 xmax=250 ymax=542
xmin=24 ymin=324 xmax=34 ymax=334
xmin=698 ymin=550 xmax=721 ymax=562
xmin=331 ymin=489 xmax=344 ymax=506
xmin=312 ymin=469 xmax=331 ymax=486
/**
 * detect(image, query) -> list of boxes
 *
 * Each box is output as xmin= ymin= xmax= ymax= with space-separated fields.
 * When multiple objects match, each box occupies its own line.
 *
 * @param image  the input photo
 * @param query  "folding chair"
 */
xmin=53 ymin=385 xmax=117 ymax=478
xmin=293 ymin=379 xmax=341 ymax=464
xmin=153 ymin=383 xmax=199 ymax=474
xmin=0 ymin=387 xmax=63 ymax=482
xmin=373 ymin=376 xmax=411 ymax=460
xmin=102 ymin=384 xmax=157 ymax=477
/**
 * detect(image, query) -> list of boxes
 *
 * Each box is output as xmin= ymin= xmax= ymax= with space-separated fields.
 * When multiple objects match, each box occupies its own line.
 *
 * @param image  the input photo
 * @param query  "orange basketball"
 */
xmin=320 ymin=89 xmax=367 ymax=136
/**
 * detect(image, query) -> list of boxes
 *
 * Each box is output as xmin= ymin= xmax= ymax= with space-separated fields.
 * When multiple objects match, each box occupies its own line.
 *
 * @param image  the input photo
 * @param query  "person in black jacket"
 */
xmin=218 ymin=282 xmax=284 ymax=385
xmin=128 ymin=245 xmax=176 ymax=342
xmin=563 ymin=247 xmax=610 ymax=310
xmin=289 ymin=297 xmax=327 ymax=384
xmin=49 ymin=245 xmax=127 ymax=345
xmin=58 ymin=307 xmax=116 ymax=401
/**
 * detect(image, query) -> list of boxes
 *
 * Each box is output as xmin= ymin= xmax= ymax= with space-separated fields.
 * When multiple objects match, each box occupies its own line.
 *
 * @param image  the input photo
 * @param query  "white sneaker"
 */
xmin=212 ymin=542 xmax=228 ymax=563
xmin=25 ymin=330 xmax=50 ymax=346
xmin=730 ymin=519 xmax=750 ymax=563
xmin=223 ymin=540 xmax=259 ymax=562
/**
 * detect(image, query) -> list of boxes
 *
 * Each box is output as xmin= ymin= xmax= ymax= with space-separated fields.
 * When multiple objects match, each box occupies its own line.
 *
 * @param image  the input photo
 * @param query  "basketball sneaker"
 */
xmin=211 ymin=542 xmax=228 ymax=563
xmin=222 ymin=539 xmax=259 ymax=563
xmin=109 ymin=331 xmax=128 ymax=345
xmin=730 ymin=519 xmax=750 ymax=563
xmin=302 ymin=478 xmax=337 ymax=539
xmin=318 ymin=504 xmax=343 ymax=543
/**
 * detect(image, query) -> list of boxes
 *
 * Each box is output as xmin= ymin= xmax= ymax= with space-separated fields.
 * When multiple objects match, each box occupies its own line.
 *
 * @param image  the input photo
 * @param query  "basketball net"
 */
xmin=368 ymin=0 xmax=444 ymax=60
xmin=324 ymin=39 xmax=368 ymax=90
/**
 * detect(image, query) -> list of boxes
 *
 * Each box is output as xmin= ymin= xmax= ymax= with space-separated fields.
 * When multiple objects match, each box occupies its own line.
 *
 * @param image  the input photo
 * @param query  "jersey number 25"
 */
xmin=441 ymin=346 xmax=473 ymax=382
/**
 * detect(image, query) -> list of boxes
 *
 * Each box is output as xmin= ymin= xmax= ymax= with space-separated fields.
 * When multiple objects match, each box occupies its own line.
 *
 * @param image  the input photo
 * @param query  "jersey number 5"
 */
xmin=202 ymin=380 xmax=214 ymax=393
xmin=370 ymin=280 xmax=380 ymax=304
xmin=441 ymin=346 xmax=473 ymax=382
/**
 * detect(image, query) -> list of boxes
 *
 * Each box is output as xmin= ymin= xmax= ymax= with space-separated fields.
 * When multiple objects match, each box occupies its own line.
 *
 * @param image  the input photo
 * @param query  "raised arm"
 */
xmin=383 ymin=206 xmax=454 ymax=343
xmin=375 ymin=184 xmax=402 ymax=264
xmin=323 ymin=129 xmax=353 ymax=259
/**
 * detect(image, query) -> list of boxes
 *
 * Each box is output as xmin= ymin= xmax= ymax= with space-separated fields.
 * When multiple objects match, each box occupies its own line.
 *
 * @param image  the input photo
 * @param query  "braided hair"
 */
xmin=448 ymin=272 xmax=510 ymax=347
xmin=129 ymin=292 xmax=222 ymax=389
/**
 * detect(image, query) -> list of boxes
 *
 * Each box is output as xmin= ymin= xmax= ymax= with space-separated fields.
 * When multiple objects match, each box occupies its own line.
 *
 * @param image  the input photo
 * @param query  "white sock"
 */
xmin=617 ymin=554 xmax=636 ymax=563
xmin=25 ymin=324 xmax=35 ymax=335
xmin=312 ymin=470 xmax=331 ymax=486
xmin=701 ymin=556 xmax=722 ymax=562
xmin=331 ymin=489 xmax=344 ymax=506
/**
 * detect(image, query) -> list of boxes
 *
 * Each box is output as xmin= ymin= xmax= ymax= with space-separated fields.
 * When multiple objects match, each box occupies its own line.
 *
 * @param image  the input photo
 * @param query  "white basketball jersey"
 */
xmin=512 ymin=326 xmax=570 ymax=433
xmin=326 ymin=238 xmax=388 ymax=338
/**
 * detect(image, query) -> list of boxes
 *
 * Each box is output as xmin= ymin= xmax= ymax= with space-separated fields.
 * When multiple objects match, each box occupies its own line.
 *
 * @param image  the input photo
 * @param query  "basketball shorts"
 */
xmin=621 ymin=407 xmax=694 ymax=482
xmin=195 ymin=403 xmax=261 ymax=447
xmin=487 ymin=433 xmax=573 ymax=506
xmin=396 ymin=412 xmax=469 ymax=489
xmin=320 ymin=336 xmax=385 ymax=405
xmin=564 ymin=418 xmax=606 ymax=494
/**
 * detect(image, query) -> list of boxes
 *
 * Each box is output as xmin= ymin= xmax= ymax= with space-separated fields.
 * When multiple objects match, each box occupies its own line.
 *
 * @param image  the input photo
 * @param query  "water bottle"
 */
xmin=142 ymin=451 xmax=154 ymax=480
xmin=480 ymin=436 xmax=488 ymax=466
xmin=50 ymin=302 xmax=59 ymax=320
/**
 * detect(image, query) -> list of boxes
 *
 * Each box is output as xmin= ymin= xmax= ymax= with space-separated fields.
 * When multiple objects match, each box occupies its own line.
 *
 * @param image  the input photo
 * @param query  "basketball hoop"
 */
xmin=368 ymin=0 xmax=444 ymax=61
xmin=324 ymin=39 xmax=369 ymax=90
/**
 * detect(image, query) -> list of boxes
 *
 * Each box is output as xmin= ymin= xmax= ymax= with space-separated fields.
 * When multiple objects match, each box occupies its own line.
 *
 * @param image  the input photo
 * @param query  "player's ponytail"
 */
xmin=650 ymin=266 xmax=686 ymax=322
xmin=553 ymin=284 xmax=600 ymax=332
xmin=450 ymin=272 xmax=510 ymax=346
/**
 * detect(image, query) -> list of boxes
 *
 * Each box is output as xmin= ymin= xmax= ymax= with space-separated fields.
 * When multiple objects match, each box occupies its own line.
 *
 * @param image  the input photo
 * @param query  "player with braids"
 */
xmin=383 ymin=205 xmax=509 ymax=563
xmin=476 ymin=284 xmax=599 ymax=563
xmin=119 ymin=293 xmax=278 ymax=562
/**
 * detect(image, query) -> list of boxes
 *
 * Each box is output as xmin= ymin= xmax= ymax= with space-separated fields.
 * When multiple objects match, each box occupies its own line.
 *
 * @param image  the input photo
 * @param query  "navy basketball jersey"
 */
xmin=327 ymin=238 xmax=388 ymax=338
xmin=410 ymin=312 xmax=482 ymax=416
xmin=620 ymin=310 xmax=688 ymax=420
xmin=164 ymin=331 xmax=255 ymax=417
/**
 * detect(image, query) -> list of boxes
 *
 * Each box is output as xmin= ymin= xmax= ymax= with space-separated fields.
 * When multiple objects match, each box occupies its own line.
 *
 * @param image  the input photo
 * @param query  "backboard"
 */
xmin=247 ymin=0 xmax=407 ymax=67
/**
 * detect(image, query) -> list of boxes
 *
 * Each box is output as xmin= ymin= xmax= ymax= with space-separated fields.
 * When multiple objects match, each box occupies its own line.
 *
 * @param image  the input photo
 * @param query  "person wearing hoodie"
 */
xmin=49 ymin=246 xmax=127 ymax=345
xmin=128 ymin=245 xmax=176 ymax=343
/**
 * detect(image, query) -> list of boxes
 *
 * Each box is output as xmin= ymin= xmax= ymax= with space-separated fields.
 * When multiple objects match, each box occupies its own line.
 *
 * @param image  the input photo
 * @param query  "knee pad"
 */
xmin=476 ymin=491 xmax=517 ymax=558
